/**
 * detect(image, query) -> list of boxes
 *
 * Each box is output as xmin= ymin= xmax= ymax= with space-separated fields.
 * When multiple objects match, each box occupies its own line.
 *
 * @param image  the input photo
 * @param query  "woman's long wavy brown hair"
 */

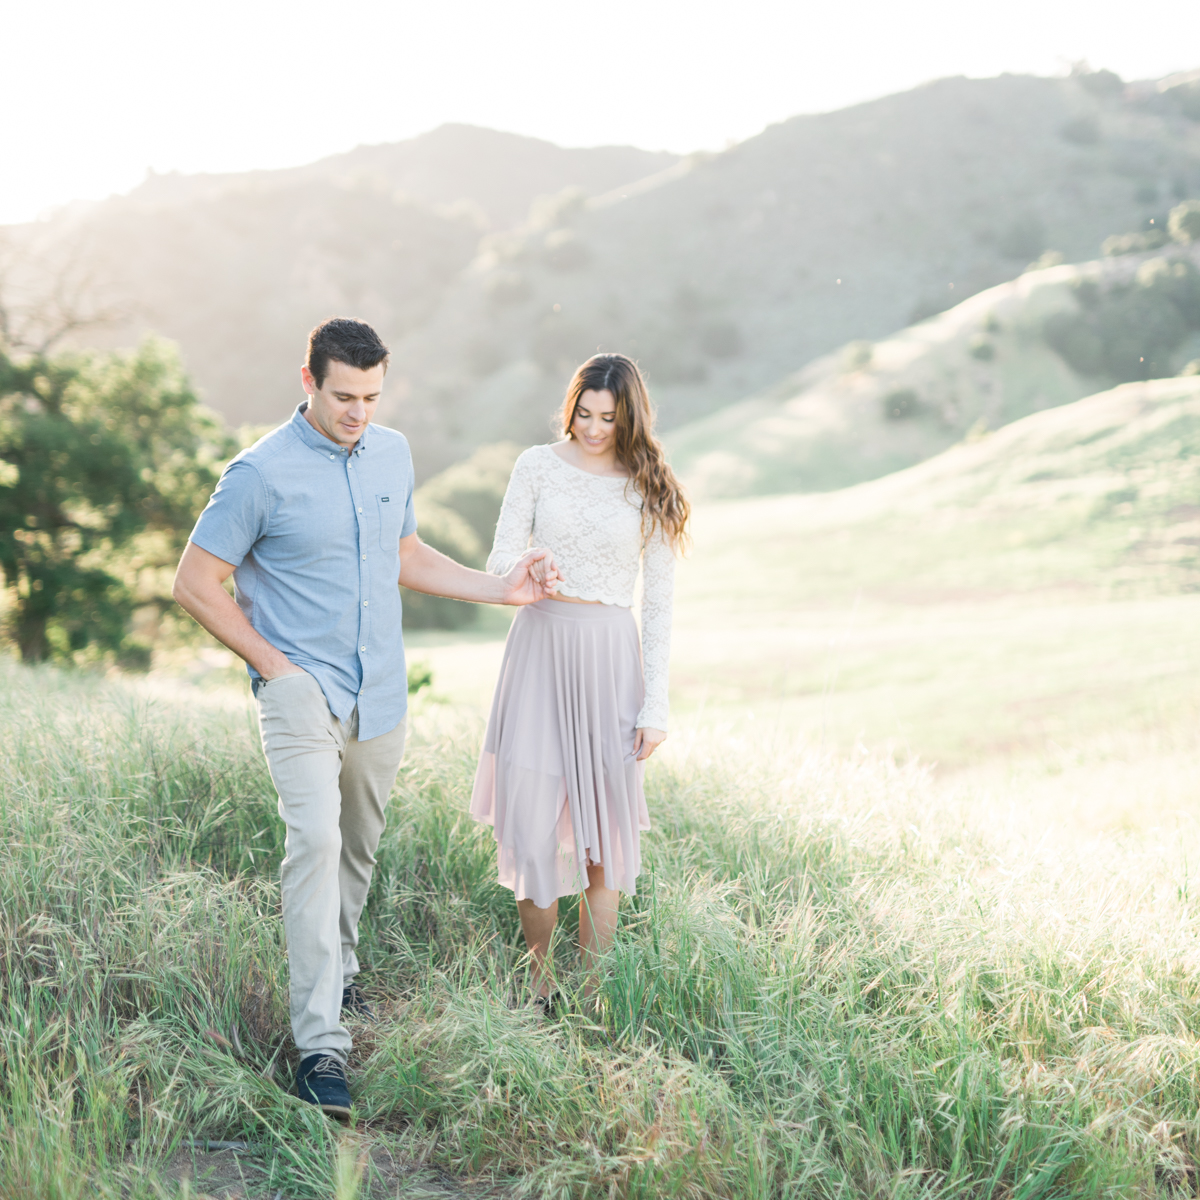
xmin=560 ymin=354 xmax=691 ymax=552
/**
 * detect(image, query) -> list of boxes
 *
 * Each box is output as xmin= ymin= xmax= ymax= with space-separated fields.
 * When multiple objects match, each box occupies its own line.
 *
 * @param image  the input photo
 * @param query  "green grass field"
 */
xmin=6 ymin=377 xmax=1200 ymax=1197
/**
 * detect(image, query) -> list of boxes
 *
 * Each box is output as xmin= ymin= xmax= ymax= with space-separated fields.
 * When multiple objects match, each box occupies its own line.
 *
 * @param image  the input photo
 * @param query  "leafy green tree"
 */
xmin=0 ymin=339 xmax=233 ymax=664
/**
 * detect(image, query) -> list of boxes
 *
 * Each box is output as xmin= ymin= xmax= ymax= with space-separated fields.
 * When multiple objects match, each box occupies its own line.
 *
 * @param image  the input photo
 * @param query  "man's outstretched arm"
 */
xmin=398 ymin=534 xmax=559 ymax=606
xmin=172 ymin=542 xmax=302 ymax=679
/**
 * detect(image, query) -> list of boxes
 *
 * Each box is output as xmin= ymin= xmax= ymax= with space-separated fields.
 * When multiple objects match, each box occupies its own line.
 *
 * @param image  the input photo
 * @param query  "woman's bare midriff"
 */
xmin=552 ymin=593 xmax=604 ymax=605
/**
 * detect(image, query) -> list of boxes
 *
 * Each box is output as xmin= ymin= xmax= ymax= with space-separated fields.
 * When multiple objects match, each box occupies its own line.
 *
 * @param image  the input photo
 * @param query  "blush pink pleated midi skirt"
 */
xmin=470 ymin=598 xmax=651 ymax=909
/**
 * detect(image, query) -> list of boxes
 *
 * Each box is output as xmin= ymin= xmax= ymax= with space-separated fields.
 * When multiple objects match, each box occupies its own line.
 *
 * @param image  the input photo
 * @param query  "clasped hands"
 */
xmin=502 ymin=547 xmax=563 ymax=604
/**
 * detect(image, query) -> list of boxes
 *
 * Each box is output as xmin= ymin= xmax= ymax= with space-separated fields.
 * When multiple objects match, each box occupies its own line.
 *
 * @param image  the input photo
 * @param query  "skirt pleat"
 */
xmin=470 ymin=598 xmax=650 ymax=908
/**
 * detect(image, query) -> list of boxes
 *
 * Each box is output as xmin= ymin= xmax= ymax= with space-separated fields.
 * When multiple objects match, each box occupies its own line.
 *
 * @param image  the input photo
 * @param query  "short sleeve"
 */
xmin=400 ymin=444 xmax=418 ymax=538
xmin=188 ymin=458 xmax=270 ymax=568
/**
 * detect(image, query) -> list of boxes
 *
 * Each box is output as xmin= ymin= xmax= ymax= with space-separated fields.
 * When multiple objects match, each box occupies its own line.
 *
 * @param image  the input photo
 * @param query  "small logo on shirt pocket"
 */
xmin=377 ymin=493 xmax=400 ymax=552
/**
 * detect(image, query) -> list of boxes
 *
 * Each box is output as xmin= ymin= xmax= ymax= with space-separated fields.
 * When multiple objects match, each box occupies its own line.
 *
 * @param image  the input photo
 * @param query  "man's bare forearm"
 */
xmin=399 ymin=541 xmax=511 ymax=603
xmin=172 ymin=560 xmax=296 ymax=677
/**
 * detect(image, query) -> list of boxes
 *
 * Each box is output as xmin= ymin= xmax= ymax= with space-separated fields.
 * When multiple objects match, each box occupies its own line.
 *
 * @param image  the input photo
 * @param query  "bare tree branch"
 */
xmin=0 ymin=226 xmax=129 ymax=357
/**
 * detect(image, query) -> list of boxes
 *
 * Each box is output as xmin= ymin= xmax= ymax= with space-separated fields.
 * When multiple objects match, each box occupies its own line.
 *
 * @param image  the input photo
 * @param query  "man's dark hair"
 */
xmin=306 ymin=317 xmax=390 ymax=388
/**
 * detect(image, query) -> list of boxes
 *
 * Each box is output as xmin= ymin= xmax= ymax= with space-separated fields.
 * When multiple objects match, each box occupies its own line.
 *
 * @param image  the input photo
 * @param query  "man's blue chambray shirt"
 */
xmin=189 ymin=403 xmax=418 ymax=740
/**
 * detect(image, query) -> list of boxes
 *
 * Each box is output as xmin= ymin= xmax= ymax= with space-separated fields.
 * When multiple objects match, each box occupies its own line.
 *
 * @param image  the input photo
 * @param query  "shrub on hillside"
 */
xmin=968 ymin=334 xmax=996 ymax=361
xmin=528 ymin=186 xmax=587 ymax=230
xmin=1104 ymin=202 xmax=1200 ymax=257
xmin=1026 ymin=250 xmax=1066 ymax=272
xmin=841 ymin=340 xmax=873 ymax=372
xmin=1137 ymin=256 xmax=1200 ymax=322
xmin=1042 ymin=260 xmax=1200 ymax=380
xmin=882 ymin=388 xmax=920 ymax=420
xmin=1169 ymin=200 xmax=1200 ymax=244
xmin=1166 ymin=80 xmax=1200 ymax=121
xmin=1074 ymin=66 xmax=1124 ymax=98
xmin=1102 ymin=228 xmax=1169 ymax=256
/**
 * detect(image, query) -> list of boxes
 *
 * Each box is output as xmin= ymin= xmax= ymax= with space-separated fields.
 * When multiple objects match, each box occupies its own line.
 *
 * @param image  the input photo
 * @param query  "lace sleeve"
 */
xmin=636 ymin=528 xmax=675 ymax=730
xmin=486 ymin=450 xmax=537 ymax=575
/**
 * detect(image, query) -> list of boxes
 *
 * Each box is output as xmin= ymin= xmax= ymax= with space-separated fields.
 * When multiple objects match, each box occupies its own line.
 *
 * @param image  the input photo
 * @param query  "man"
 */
xmin=172 ymin=317 xmax=557 ymax=1119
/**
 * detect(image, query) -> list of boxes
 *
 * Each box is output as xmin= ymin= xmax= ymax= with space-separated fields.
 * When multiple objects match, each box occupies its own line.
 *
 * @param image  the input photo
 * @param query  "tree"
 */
xmin=0 ymin=226 xmax=126 ymax=356
xmin=0 ymin=339 xmax=234 ymax=664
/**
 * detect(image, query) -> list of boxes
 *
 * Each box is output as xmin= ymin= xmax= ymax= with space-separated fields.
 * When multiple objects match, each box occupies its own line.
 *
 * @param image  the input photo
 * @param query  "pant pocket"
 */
xmin=256 ymin=672 xmax=332 ymax=746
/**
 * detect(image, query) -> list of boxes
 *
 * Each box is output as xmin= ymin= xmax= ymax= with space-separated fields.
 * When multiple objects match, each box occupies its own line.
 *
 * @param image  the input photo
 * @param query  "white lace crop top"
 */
xmin=487 ymin=443 xmax=675 ymax=730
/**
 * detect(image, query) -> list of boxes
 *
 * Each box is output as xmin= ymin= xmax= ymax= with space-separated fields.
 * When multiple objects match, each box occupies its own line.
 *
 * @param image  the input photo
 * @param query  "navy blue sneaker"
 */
xmin=296 ymin=1054 xmax=351 ymax=1120
xmin=341 ymin=983 xmax=375 ymax=1020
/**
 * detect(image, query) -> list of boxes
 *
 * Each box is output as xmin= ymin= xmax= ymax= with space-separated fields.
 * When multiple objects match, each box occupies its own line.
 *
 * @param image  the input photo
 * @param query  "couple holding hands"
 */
xmin=172 ymin=317 xmax=690 ymax=1118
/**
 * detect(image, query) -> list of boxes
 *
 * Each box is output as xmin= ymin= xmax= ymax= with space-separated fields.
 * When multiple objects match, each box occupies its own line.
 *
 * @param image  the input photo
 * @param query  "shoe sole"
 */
xmin=320 ymin=1103 xmax=352 ymax=1121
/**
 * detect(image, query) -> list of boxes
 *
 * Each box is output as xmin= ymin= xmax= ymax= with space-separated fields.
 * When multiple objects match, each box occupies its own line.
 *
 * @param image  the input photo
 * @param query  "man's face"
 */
xmin=300 ymin=359 xmax=384 ymax=448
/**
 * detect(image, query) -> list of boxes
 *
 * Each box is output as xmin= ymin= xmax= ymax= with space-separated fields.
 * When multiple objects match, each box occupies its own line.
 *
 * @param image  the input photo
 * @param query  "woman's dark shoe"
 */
xmin=533 ymin=991 xmax=561 ymax=1017
xmin=296 ymin=1054 xmax=352 ymax=1120
xmin=341 ymin=983 xmax=375 ymax=1020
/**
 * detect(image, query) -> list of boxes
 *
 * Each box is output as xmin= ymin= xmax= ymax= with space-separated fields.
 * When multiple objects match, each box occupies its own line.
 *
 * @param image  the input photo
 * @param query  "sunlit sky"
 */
xmin=3 ymin=0 xmax=1198 ymax=225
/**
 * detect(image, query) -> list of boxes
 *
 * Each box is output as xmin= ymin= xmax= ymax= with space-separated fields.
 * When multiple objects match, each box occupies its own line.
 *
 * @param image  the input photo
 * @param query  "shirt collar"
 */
xmin=290 ymin=402 xmax=370 ymax=456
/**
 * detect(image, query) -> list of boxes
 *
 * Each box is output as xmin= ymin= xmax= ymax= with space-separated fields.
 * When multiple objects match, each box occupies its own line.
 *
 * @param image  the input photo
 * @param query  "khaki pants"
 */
xmin=255 ymin=671 xmax=406 ymax=1062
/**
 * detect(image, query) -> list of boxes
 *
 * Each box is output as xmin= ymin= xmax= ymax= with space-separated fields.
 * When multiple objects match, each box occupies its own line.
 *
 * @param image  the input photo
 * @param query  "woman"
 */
xmin=470 ymin=353 xmax=690 ymax=1007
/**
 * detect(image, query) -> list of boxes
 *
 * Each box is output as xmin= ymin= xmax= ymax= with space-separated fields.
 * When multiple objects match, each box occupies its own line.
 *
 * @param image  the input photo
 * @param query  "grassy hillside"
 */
xmin=382 ymin=70 xmax=1200 ymax=473
xmin=666 ymin=240 xmax=1200 ymax=497
xmin=664 ymin=373 xmax=1200 ymax=763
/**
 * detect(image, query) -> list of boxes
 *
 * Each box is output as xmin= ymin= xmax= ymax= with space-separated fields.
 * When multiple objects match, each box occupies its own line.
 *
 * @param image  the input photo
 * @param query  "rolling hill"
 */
xmin=380 ymin=69 xmax=1200 ymax=473
xmin=1 ymin=127 xmax=675 ymax=427
xmin=4 ymin=68 xmax=1199 ymax=475
xmin=661 ymin=371 xmax=1200 ymax=761
xmin=665 ymin=238 xmax=1200 ymax=497
xmin=680 ymin=372 xmax=1200 ymax=614
xmin=118 ymin=123 xmax=679 ymax=236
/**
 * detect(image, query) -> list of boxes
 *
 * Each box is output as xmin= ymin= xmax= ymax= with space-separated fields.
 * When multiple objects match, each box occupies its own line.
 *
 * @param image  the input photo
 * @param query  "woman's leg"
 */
xmin=579 ymin=863 xmax=620 ymax=996
xmin=516 ymin=897 xmax=559 ymax=998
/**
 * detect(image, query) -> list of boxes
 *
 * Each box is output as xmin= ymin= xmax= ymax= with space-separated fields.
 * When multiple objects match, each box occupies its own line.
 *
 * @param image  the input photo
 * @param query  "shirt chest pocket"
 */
xmin=376 ymin=492 xmax=403 ymax=552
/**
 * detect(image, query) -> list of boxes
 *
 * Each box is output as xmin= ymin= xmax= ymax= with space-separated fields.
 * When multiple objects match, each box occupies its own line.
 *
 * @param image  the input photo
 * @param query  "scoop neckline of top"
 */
xmin=545 ymin=442 xmax=630 ymax=481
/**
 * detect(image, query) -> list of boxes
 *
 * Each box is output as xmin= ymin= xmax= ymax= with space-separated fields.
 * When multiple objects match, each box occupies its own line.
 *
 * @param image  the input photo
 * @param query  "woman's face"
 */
xmin=571 ymin=388 xmax=618 ymax=456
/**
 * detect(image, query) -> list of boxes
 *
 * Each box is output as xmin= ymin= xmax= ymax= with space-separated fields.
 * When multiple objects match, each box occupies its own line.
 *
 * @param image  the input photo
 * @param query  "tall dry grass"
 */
xmin=3 ymin=658 xmax=1200 ymax=1196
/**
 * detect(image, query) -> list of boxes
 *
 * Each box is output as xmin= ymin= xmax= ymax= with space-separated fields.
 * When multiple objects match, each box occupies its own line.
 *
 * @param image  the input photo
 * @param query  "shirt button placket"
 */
xmin=347 ymin=450 xmax=370 ymax=707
